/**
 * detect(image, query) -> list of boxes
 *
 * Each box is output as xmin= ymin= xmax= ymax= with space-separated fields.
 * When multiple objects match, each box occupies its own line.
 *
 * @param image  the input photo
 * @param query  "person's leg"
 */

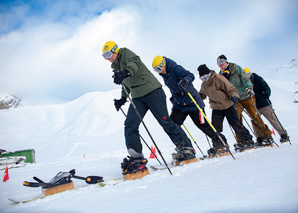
xmin=170 ymin=108 xmax=188 ymax=126
xmin=235 ymin=103 xmax=244 ymax=142
xmin=243 ymin=97 xmax=272 ymax=139
xmin=189 ymin=109 xmax=217 ymax=139
xmin=225 ymin=106 xmax=253 ymax=141
xmin=141 ymin=88 xmax=192 ymax=147
xmin=124 ymin=98 xmax=148 ymax=157
xmin=258 ymin=106 xmax=287 ymax=136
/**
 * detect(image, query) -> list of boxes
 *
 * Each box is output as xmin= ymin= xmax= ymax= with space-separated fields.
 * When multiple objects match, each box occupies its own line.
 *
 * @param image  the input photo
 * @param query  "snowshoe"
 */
xmin=208 ymin=146 xmax=230 ymax=158
xmin=208 ymin=134 xmax=230 ymax=158
xmin=280 ymin=134 xmax=290 ymax=143
xmin=255 ymin=137 xmax=274 ymax=148
xmin=234 ymin=139 xmax=255 ymax=152
xmin=172 ymin=146 xmax=197 ymax=166
xmin=121 ymin=156 xmax=149 ymax=180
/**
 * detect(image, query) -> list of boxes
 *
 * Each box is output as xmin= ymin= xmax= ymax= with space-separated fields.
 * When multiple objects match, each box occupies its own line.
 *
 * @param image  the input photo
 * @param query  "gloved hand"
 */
xmin=231 ymin=96 xmax=239 ymax=104
xmin=113 ymin=70 xmax=131 ymax=85
xmin=178 ymin=79 xmax=189 ymax=91
xmin=114 ymin=97 xmax=127 ymax=111
xmin=262 ymin=92 xmax=269 ymax=99
xmin=245 ymin=88 xmax=254 ymax=96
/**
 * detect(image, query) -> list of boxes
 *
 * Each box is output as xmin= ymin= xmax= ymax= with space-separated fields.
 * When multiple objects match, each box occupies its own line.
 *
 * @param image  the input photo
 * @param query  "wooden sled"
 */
xmin=43 ymin=181 xmax=74 ymax=196
xmin=123 ymin=169 xmax=149 ymax=181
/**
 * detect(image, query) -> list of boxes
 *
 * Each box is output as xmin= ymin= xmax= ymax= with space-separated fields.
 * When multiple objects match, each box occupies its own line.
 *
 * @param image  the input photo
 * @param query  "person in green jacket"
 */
xmin=217 ymin=55 xmax=273 ymax=149
xmin=102 ymin=41 xmax=195 ymax=175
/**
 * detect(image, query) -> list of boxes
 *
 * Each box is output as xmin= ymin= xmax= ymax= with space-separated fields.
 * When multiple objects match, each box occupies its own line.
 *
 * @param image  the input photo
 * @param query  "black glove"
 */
xmin=114 ymin=97 xmax=127 ymax=111
xmin=245 ymin=88 xmax=254 ymax=96
xmin=231 ymin=96 xmax=239 ymax=104
xmin=262 ymin=92 xmax=269 ymax=99
xmin=113 ymin=70 xmax=131 ymax=85
xmin=178 ymin=79 xmax=189 ymax=91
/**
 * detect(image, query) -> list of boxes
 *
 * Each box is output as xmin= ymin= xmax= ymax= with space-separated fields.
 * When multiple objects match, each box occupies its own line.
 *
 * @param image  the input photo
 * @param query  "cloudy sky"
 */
xmin=1 ymin=0 xmax=297 ymax=101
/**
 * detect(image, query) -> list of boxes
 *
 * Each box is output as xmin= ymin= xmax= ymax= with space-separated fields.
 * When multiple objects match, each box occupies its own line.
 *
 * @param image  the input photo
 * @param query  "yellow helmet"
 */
xmin=102 ymin=41 xmax=119 ymax=54
xmin=152 ymin=55 xmax=165 ymax=69
xmin=243 ymin=67 xmax=251 ymax=75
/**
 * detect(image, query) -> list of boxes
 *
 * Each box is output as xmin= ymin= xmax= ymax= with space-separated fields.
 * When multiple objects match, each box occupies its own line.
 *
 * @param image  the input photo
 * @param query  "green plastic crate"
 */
xmin=2 ymin=149 xmax=36 ymax=163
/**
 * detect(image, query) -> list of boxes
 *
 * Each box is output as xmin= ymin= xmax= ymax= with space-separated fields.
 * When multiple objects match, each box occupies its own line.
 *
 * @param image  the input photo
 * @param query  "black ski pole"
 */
xmin=228 ymin=124 xmax=237 ymax=141
xmin=182 ymin=124 xmax=207 ymax=158
xmin=205 ymin=135 xmax=212 ymax=148
xmin=119 ymin=107 xmax=163 ymax=165
xmin=186 ymin=90 xmax=235 ymax=160
xmin=236 ymin=102 xmax=279 ymax=147
xmin=120 ymin=83 xmax=172 ymax=175
xmin=266 ymin=98 xmax=292 ymax=145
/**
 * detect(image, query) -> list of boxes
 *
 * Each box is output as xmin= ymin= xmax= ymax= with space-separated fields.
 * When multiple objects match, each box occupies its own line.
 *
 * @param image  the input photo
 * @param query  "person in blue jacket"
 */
xmin=244 ymin=68 xmax=290 ymax=144
xmin=152 ymin=55 xmax=229 ymax=155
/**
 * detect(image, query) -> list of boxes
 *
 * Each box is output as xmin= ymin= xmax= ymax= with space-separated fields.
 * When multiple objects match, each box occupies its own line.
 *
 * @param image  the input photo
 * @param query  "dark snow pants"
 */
xmin=212 ymin=106 xmax=252 ymax=141
xmin=170 ymin=108 xmax=217 ymax=139
xmin=124 ymin=88 xmax=192 ymax=154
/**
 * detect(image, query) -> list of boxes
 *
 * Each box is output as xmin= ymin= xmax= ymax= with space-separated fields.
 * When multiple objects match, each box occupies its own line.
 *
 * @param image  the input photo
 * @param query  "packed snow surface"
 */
xmin=0 ymin=60 xmax=298 ymax=212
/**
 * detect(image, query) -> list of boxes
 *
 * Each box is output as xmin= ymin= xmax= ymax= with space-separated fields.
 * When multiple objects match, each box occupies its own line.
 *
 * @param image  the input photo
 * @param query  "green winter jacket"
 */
xmin=111 ymin=48 xmax=162 ymax=98
xmin=219 ymin=63 xmax=254 ymax=101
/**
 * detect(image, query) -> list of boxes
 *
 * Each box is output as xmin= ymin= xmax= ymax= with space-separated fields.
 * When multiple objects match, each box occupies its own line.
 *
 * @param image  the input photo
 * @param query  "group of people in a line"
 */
xmin=101 ymin=41 xmax=290 ymax=176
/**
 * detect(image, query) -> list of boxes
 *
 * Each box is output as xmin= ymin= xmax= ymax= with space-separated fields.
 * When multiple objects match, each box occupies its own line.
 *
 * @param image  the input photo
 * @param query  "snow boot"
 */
xmin=209 ymin=134 xmax=230 ymax=158
xmin=280 ymin=134 xmax=290 ymax=143
xmin=255 ymin=137 xmax=274 ymax=148
xmin=234 ymin=139 xmax=255 ymax=152
xmin=172 ymin=146 xmax=197 ymax=166
xmin=121 ymin=156 xmax=149 ymax=180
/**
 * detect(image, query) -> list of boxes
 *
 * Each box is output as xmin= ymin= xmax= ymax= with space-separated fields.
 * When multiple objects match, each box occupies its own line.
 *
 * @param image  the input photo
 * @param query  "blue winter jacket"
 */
xmin=250 ymin=73 xmax=271 ymax=109
xmin=160 ymin=57 xmax=205 ymax=112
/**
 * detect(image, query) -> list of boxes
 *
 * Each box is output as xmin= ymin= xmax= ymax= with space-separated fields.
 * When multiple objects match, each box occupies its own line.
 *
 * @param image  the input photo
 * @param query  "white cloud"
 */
xmin=0 ymin=0 xmax=297 ymax=101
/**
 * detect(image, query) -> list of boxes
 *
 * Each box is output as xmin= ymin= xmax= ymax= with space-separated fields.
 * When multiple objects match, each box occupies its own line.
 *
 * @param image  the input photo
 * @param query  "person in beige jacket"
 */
xmin=198 ymin=64 xmax=254 ymax=151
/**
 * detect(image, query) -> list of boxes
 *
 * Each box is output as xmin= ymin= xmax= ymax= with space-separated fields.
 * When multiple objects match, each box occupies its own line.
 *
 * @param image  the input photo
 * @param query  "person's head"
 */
xmin=152 ymin=55 xmax=166 ymax=74
xmin=102 ymin=41 xmax=119 ymax=63
xmin=243 ymin=68 xmax=252 ymax=78
xmin=217 ymin=54 xmax=228 ymax=71
xmin=197 ymin=64 xmax=211 ymax=81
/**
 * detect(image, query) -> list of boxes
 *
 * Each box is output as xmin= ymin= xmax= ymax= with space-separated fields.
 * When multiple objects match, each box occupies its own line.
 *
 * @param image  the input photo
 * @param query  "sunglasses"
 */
xmin=154 ymin=58 xmax=165 ymax=73
xmin=200 ymin=72 xmax=211 ymax=81
xmin=217 ymin=59 xmax=227 ymax=66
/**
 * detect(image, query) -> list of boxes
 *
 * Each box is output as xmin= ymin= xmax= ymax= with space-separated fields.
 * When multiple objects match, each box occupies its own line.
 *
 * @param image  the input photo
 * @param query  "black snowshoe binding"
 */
xmin=121 ymin=156 xmax=148 ymax=175
xmin=234 ymin=139 xmax=255 ymax=152
xmin=23 ymin=169 xmax=103 ymax=189
xmin=172 ymin=146 xmax=196 ymax=162
xmin=280 ymin=134 xmax=290 ymax=143
xmin=208 ymin=134 xmax=230 ymax=157
xmin=255 ymin=137 xmax=274 ymax=147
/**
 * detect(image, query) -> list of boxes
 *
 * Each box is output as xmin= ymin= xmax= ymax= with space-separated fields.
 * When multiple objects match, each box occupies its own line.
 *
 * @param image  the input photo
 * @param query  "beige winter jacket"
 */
xmin=199 ymin=71 xmax=239 ymax=110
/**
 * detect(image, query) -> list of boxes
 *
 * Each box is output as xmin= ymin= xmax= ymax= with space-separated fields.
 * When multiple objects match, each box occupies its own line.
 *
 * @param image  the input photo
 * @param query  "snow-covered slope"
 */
xmin=0 ymin=60 xmax=298 ymax=212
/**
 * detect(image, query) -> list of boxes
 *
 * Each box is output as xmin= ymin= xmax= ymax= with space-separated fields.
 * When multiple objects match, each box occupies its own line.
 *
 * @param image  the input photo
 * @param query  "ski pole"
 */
xmin=228 ymin=124 xmax=237 ymax=141
xmin=182 ymin=124 xmax=207 ymax=158
xmin=120 ymin=83 xmax=172 ymax=175
xmin=186 ymin=91 xmax=235 ymax=160
xmin=205 ymin=135 xmax=212 ymax=148
xmin=266 ymin=99 xmax=292 ymax=145
xmin=236 ymin=102 xmax=279 ymax=147
xmin=119 ymin=107 xmax=162 ymax=165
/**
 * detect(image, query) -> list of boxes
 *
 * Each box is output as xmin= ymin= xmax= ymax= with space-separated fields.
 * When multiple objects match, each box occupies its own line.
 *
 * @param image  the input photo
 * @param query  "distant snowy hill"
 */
xmin=0 ymin=60 xmax=298 ymax=212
